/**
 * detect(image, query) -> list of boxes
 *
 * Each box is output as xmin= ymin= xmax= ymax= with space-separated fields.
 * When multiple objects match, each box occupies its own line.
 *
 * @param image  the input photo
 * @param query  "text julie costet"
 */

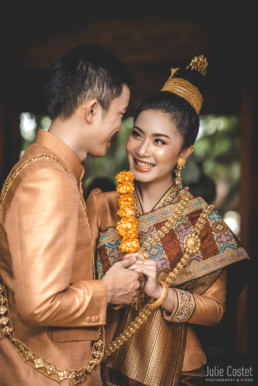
xmin=205 ymin=365 xmax=253 ymax=378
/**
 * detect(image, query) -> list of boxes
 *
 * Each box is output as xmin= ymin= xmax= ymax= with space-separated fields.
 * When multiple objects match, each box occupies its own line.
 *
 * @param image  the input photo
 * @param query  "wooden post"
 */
xmin=239 ymin=58 xmax=257 ymax=360
xmin=0 ymin=105 xmax=21 ymax=187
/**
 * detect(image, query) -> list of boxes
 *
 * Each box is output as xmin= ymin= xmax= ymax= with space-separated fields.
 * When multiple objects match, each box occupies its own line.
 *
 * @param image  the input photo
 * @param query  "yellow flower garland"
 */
xmin=116 ymin=170 xmax=140 ymax=254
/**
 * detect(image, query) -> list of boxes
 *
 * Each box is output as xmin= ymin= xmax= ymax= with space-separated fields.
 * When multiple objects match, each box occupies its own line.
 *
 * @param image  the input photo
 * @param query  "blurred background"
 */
xmin=0 ymin=0 xmax=257 ymax=380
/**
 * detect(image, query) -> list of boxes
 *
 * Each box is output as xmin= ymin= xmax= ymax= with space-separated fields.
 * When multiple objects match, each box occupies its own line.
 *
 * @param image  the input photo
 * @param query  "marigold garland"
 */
xmin=116 ymin=170 xmax=140 ymax=254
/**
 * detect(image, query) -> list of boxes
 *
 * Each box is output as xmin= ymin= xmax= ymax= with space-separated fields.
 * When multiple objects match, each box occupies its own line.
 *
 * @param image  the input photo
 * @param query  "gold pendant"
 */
xmin=131 ymin=288 xmax=145 ymax=311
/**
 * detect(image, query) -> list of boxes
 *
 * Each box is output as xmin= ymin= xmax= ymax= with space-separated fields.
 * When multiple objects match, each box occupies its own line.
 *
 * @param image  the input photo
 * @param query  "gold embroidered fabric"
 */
xmin=0 ymin=154 xmax=105 ymax=384
xmin=105 ymin=307 xmax=186 ymax=386
xmin=90 ymin=183 xmax=250 ymax=385
xmin=0 ymin=154 xmax=70 ymax=209
xmin=163 ymin=288 xmax=196 ymax=322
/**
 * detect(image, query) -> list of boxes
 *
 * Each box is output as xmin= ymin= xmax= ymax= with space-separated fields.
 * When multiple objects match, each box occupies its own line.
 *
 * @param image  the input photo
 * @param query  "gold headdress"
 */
xmin=161 ymin=55 xmax=208 ymax=114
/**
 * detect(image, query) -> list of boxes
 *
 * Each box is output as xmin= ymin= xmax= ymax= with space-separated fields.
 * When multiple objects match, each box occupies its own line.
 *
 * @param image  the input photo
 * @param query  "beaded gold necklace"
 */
xmin=104 ymin=170 xmax=214 ymax=359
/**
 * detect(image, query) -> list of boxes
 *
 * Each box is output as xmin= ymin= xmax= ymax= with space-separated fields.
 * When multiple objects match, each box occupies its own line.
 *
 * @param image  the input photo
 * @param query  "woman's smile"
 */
xmin=133 ymin=158 xmax=155 ymax=172
xmin=126 ymin=109 xmax=185 ymax=187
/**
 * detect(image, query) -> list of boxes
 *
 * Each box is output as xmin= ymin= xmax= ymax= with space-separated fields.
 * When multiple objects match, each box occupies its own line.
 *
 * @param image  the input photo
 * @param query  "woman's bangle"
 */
xmin=148 ymin=281 xmax=169 ymax=310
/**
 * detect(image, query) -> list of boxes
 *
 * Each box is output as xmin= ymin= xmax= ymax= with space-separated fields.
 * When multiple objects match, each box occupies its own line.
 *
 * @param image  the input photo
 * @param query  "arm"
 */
xmin=127 ymin=253 xmax=226 ymax=327
xmin=86 ymin=189 xmax=141 ymax=305
xmin=164 ymin=270 xmax=227 ymax=326
xmin=6 ymin=166 xmax=107 ymax=327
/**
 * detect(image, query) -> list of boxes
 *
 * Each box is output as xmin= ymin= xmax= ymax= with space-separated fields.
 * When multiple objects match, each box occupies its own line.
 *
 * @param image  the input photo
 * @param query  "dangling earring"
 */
xmin=175 ymin=157 xmax=186 ymax=188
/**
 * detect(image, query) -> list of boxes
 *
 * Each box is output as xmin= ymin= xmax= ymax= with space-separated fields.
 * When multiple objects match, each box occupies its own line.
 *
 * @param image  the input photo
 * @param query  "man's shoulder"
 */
xmin=0 ymin=144 xmax=74 ymax=214
xmin=13 ymin=143 xmax=71 ymax=179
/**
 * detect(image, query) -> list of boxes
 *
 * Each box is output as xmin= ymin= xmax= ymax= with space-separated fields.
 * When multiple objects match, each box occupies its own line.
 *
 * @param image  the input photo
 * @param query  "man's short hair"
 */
xmin=45 ymin=43 xmax=136 ymax=119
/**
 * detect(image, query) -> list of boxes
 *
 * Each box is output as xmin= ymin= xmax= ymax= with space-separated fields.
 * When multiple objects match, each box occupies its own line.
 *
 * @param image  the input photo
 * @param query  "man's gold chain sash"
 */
xmin=0 ymin=154 xmax=105 ymax=384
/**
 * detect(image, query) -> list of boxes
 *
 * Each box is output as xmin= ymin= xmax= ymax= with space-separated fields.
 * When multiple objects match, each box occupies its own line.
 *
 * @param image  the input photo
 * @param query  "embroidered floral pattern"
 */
xmin=163 ymin=288 xmax=196 ymax=323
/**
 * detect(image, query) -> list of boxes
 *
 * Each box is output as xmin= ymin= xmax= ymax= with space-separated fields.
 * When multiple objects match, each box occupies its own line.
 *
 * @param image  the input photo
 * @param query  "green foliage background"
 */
xmin=20 ymin=114 xmax=240 ymax=214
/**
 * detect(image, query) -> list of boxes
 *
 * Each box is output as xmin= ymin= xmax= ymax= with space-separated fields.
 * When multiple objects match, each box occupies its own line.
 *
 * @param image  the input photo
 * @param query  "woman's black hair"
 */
xmin=134 ymin=66 xmax=205 ymax=149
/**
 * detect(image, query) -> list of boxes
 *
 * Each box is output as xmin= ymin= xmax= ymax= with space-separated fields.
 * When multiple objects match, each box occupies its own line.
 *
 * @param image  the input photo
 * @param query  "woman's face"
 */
xmin=126 ymin=109 xmax=191 ymax=185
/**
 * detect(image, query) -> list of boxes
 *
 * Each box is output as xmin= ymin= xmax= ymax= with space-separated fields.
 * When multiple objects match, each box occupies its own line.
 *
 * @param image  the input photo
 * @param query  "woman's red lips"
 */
xmin=134 ymin=158 xmax=155 ymax=172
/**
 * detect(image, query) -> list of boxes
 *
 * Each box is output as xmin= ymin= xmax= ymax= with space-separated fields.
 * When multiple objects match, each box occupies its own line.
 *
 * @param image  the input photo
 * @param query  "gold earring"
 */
xmin=175 ymin=157 xmax=186 ymax=187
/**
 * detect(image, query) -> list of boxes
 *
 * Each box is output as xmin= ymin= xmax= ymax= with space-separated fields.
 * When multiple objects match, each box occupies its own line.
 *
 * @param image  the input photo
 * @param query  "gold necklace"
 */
xmin=104 ymin=188 xmax=214 ymax=360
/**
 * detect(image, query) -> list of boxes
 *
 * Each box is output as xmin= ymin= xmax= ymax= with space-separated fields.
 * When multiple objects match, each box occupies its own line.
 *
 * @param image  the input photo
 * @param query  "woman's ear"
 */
xmin=180 ymin=145 xmax=194 ymax=160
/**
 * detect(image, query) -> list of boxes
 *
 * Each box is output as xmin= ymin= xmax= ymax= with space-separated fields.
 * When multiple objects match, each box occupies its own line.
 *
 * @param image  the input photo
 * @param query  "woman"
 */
xmin=86 ymin=56 xmax=250 ymax=385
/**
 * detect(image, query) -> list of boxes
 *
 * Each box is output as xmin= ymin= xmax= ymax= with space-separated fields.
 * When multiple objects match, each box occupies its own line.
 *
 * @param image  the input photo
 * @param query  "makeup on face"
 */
xmin=126 ymin=109 xmax=184 ymax=186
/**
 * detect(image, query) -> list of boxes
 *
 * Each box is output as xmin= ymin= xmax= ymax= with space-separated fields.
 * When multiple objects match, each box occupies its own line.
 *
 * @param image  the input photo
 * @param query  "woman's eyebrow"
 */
xmin=133 ymin=125 xmax=144 ymax=133
xmin=153 ymin=133 xmax=171 ymax=139
xmin=134 ymin=125 xmax=170 ymax=139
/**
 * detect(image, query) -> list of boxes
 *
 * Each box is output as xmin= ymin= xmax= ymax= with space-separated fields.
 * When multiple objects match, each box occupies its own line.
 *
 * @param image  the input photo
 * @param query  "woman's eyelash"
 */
xmin=154 ymin=138 xmax=166 ymax=145
xmin=132 ymin=130 xmax=167 ymax=145
xmin=132 ymin=130 xmax=141 ymax=137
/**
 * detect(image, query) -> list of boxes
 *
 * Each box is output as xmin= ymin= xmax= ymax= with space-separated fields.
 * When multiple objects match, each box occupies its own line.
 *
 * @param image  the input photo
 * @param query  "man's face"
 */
xmin=88 ymin=84 xmax=130 ymax=157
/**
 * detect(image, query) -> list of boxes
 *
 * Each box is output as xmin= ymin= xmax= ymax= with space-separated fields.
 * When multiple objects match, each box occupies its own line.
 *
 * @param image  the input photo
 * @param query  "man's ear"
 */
xmin=180 ymin=145 xmax=194 ymax=160
xmin=82 ymin=99 xmax=99 ymax=124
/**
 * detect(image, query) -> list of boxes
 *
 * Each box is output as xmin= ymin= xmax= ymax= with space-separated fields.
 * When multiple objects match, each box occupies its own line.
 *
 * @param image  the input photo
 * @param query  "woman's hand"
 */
xmin=123 ymin=252 xmax=177 ymax=312
xmin=123 ymin=252 xmax=162 ymax=299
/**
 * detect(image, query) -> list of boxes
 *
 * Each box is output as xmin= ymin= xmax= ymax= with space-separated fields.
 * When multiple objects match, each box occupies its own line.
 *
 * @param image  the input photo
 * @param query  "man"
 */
xmin=0 ymin=44 xmax=140 ymax=385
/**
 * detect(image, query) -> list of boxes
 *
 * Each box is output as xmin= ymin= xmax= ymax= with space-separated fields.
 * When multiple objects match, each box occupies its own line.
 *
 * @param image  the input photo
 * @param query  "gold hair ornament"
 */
xmin=186 ymin=55 xmax=208 ymax=76
xmin=161 ymin=55 xmax=208 ymax=114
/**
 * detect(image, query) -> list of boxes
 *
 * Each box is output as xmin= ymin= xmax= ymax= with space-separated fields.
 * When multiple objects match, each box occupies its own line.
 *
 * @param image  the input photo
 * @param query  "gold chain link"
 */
xmin=103 ymin=192 xmax=214 ymax=359
xmin=0 ymin=154 xmax=105 ymax=384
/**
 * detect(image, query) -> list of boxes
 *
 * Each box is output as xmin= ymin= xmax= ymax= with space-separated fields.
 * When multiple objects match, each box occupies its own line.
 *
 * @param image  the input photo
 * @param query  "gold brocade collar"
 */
xmin=134 ymin=182 xmax=181 ymax=217
xmin=36 ymin=129 xmax=84 ymax=182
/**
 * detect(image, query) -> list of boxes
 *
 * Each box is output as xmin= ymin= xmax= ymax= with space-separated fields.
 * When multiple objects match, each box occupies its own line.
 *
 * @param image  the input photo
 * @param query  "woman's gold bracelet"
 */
xmin=147 ymin=281 xmax=169 ymax=310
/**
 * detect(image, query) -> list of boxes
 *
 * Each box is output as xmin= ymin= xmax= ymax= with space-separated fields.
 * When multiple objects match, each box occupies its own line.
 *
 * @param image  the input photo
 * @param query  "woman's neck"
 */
xmin=136 ymin=177 xmax=173 ymax=213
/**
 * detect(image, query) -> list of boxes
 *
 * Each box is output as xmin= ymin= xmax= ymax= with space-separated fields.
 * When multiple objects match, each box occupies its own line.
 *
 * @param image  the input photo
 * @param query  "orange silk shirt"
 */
xmin=0 ymin=130 xmax=107 ymax=385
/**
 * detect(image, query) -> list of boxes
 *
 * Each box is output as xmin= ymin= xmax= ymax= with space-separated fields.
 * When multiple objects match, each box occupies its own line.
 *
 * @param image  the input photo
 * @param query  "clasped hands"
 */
xmin=103 ymin=252 xmax=175 ymax=312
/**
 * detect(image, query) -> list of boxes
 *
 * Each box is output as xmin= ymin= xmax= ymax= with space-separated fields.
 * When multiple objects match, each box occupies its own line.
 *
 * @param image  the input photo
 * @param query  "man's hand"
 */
xmin=102 ymin=256 xmax=141 ymax=304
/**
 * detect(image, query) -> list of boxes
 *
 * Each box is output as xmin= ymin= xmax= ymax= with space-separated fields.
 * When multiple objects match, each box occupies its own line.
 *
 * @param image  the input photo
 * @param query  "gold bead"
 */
xmin=158 ymin=230 xmax=165 ymax=238
xmin=143 ymin=251 xmax=150 ymax=259
xmin=186 ymin=237 xmax=198 ymax=250
xmin=173 ymin=268 xmax=180 ymax=275
xmin=162 ymin=226 xmax=169 ymax=233
xmin=177 ymin=262 xmax=185 ymax=270
xmin=181 ymin=255 xmax=190 ymax=263
xmin=177 ymin=157 xmax=186 ymax=167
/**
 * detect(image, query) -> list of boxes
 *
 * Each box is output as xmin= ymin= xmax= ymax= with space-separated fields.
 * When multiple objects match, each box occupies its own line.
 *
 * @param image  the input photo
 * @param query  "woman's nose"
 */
xmin=136 ymin=141 xmax=151 ymax=156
